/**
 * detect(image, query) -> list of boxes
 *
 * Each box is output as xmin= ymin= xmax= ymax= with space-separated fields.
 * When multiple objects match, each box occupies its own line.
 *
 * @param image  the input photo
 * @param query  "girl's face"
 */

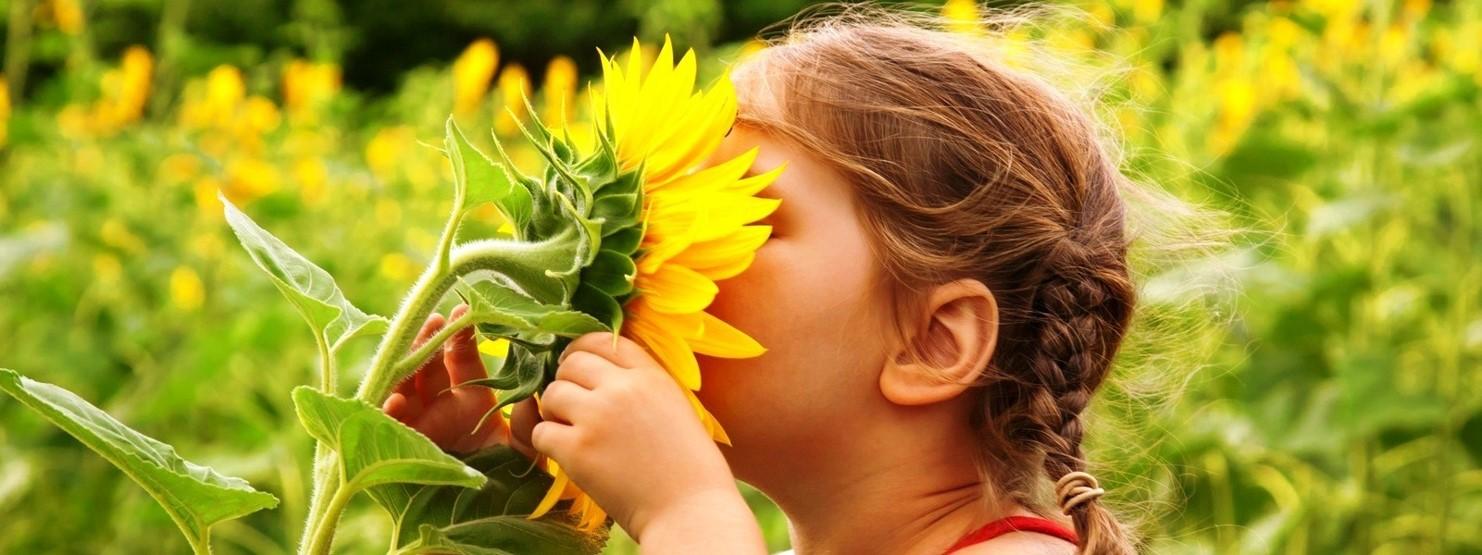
xmin=694 ymin=124 xmax=899 ymax=483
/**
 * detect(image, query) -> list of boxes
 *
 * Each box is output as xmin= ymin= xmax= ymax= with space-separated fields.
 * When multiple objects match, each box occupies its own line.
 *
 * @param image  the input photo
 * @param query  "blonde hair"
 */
xmin=731 ymin=3 xmax=1237 ymax=553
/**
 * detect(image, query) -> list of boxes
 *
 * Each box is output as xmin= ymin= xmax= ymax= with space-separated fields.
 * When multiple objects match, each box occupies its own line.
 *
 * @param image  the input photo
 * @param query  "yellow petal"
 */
xmin=689 ymin=311 xmax=766 ymax=358
xmin=668 ymin=225 xmax=771 ymax=271
xmin=529 ymin=465 xmax=569 ymax=519
xmin=647 ymin=146 xmax=757 ymax=196
xmin=724 ymin=161 xmax=787 ymax=197
xmin=684 ymin=387 xmax=732 ymax=445
xmin=577 ymin=496 xmax=607 ymax=531
xmin=644 ymin=78 xmax=737 ymax=185
xmin=691 ymin=196 xmax=780 ymax=242
xmin=638 ymin=263 xmax=717 ymax=314
xmin=691 ymin=252 xmax=756 ymax=281
xmin=628 ymin=316 xmax=701 ymax=390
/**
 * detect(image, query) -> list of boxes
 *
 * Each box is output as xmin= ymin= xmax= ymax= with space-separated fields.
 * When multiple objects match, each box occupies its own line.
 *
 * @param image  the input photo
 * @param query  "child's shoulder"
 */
xmin=948 ymin=532 xmax=1078 ymax=555
xmin=771 ymin=533 xmax=1077 ymax=555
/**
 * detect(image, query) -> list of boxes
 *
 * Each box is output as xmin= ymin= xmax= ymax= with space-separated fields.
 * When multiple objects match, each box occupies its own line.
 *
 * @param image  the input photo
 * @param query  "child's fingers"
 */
xmin=536 ymin=380 xmax=591 ymax=425
xmin=508 ymin=399 xmax=541 ymax=460
xmin=393 ymin=312 xmax=445 ymax=404
xmin=529 ymin=420 xmax=577 ymax=461
xmin=559 ymin=331 xmax=657 ymax=370
xmin=443 ymin=304 xmax=486 ymax=385
xmin=382 ymin=392 xmax=416 ymax=423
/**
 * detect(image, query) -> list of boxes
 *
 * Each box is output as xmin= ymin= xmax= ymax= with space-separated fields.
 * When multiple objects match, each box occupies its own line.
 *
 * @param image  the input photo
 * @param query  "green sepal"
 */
xmin=601 ymin=227 xmax=642 ymax=255
xmin=461 ymin=346 xmax=549 ymax=412
xmin=458 ymin=278 xmax=608 ymax=338
xmin=581 ymin=249 xmax=636 ymax=297
xmin=447 ymin=118 xmax=533 ymax=235
xmin=570 ymin=282 xmax=624 ymax=333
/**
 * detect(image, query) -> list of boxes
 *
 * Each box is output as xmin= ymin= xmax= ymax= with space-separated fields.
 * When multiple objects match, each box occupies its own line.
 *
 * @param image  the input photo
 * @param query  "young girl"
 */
xmin=384 ymin=8 xmax=1149 ymax=554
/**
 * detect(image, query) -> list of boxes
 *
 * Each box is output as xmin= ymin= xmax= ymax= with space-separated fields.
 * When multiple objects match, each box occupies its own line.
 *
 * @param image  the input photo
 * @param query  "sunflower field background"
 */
xmin=0 ymin=0 xmax=1477 ymax=553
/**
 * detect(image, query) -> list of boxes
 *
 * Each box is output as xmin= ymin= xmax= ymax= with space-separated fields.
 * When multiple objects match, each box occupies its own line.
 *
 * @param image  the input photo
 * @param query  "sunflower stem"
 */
xmin=355 ymin=235 xmax=575 ymax=405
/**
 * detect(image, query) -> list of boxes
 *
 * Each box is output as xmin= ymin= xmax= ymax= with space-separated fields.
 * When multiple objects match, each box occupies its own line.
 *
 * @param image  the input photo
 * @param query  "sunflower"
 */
xmin=519 ymin=35 xmax=785 ymax=531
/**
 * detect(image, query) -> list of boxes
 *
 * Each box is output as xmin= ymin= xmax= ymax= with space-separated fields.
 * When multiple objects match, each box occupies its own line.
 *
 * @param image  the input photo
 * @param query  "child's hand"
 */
xmin=526 ymin=332 xmax=766 ymax=552
xmin=382 ymin=304 xmax=511 ymax=455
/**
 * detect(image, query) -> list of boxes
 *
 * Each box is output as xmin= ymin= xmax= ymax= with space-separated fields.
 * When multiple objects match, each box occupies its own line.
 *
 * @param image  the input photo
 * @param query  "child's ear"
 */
xmin=879 ymin=278 xmax=998 ymax=407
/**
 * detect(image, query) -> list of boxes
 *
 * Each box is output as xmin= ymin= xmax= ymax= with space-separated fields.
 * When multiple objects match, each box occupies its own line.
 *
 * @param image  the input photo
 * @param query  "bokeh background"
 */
xmin=1 ymin=0 xmax=1478 ymax=553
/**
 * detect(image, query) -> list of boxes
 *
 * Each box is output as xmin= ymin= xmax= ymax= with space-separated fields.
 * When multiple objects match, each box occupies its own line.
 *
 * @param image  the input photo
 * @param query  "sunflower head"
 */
xmin=451 ymin=34 xmax=783 ymax=533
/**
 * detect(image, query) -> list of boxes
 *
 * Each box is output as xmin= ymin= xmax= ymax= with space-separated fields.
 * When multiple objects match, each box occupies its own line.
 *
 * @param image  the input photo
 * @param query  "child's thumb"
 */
xmin=508 ymin=399 xmax=541 ymax=460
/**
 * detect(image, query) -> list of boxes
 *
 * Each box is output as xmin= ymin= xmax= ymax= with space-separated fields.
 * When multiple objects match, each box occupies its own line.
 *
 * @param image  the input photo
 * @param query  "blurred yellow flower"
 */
xmin=494 ymin=63 xmax=531 ymax=137
xmin=293 ymin=157 xmax=329 ymax=206
xmin=1134 ymin=0 xmax=1164 ymax=24
xmin=1213 ymin=32 xmax=1245 ymax=70
xmin=365 ymin=125 xmax=413 ymax=180
xmin=194 ymin=178 xmax=226 ymax=218
xmin=169 ymin=267 xmax=206 ymax=311
xmin=541 ymin=56 xmax=578 ymax=130
xmin=942 ymin=0 xmax=984 ymax=36
xmin=46 ymin=0 xmax=84 ymax=35
xmin=241 ymin=96 xmax=282 ymax=135
xmin=111 ymin=46 xmax=153 ymax=126
xmin=379 ymin=253 xmax=418 ymax=283
xmin=0 ymin=74 xmax=8 ymax=148
xmin=224 ymin=157 xmax=281 ymax=204
xmin=453 ymin=39 xmax=499 ymax=117
xmin=206 ymin=65 xmax=247 ymax=125
xmin=283 ymin=59 xmax=341 ymax=118
xmin=160 ymin=153 xmax=202 ymax=183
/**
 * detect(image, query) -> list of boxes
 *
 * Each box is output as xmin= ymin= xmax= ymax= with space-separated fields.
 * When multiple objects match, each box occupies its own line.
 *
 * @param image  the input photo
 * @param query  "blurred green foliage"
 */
xmin=1 ymin=0 xmax=1478 ymax=554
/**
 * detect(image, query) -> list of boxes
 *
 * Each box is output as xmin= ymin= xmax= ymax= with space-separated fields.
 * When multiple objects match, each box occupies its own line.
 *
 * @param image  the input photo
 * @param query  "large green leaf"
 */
xmin=291 ymin=387 xmax=487 ymax=513
xmin=220 ymin=193 xmax=388 ymax=350
xmin=399 ymin=518 xmax=600 ymax=555
xmin=389 ymin=446 xmax=601 ymax=554
xmin=0 ymin=369 xmax=279 ymax=552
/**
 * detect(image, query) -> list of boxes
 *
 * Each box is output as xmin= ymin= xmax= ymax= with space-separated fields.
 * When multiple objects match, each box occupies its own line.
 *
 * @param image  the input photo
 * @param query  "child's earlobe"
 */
xmin=879 ymin=279 xmax=999 ymax=406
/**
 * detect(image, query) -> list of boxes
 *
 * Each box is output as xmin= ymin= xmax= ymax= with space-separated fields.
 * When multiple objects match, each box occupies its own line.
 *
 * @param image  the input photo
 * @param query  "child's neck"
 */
xmin=766 ymin=419 xmax=1015 ymax=553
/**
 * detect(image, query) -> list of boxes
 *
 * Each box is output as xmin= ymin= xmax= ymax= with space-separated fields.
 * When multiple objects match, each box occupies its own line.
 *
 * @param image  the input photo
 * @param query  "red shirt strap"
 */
xmin=942 ymin=515 xmax=1079 ymax=553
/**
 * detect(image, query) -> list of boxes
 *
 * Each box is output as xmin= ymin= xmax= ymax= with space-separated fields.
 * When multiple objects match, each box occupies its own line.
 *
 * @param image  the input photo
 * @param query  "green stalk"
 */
xmin=296 ymin=445 xmax=338 ymax=555
xmin=304 ymin=467 xmax=353 ymax=555
xmin=297 ymin=223 xmax=575 ymax=552
xmin=355 ymin=233 xmax=578 ymax=404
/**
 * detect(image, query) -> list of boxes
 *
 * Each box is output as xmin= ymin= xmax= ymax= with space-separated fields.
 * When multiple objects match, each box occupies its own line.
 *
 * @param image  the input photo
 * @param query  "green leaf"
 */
xmin=220 ymin=193 xmax=388 ymax=349
xmin=447 ymin=118 xmax=533 ymax=231
xmin=0 ymin=369 xmax=278 ymax=552
xmin=290 ymin=387 xmax=486 ymax=512
xmin=401 ymin=518 xmax=600 ymax=555
xmin=390 ymin=445 xmax=601 ymax=554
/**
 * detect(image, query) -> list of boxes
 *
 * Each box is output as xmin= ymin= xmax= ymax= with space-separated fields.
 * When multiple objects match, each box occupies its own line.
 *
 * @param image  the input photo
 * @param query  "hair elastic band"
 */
xmin=1055 ymin=471 xmax=1106 ymax=514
